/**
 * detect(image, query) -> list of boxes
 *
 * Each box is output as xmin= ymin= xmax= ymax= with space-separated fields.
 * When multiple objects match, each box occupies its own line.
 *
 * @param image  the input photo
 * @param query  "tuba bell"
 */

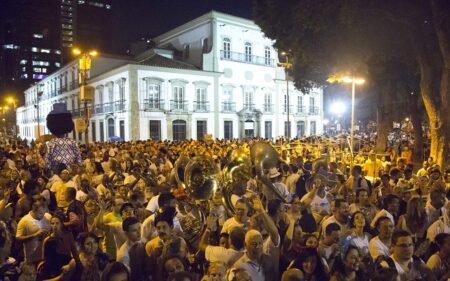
xmin=220 ymin=148 xmax=252 ymax=215
xmin=184 ymin=156 xmax=219 ymax=200
xmin=251 ymin=141 xmax=287 ymax=203
xmin=174 ymin=155 xmax=190 ymax=190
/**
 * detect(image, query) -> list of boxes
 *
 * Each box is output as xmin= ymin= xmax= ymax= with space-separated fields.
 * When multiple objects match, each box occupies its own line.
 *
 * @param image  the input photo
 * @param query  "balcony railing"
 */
xmin=309 ymin=106 xmax=319 ymax=115
xmin=283 ymin=105 xmax=294 ymax=113
xmin=143 ymin=99 xmax=164 ymax=111
xmin=70 ymin=108 xmax=85 ymax=118
xmin=295 ymin=106 xmax=307 ymax=115
xmin=220 ymin=50 xmax=275 ymax=67
xmin=68 ymin=80 xmax=78 ymax=91
xmin=263 ymin=104 xmax=273 ymax=113
xmin=193 ymin=101 xmax=210 ymax=112
xmin=94 ymin=101 xmax=126 ymax=114
xmin=170 ymin=100 xmax=188 ymax=112
xmin=222 ymin=102 xmax=236 ymax=112
xmin=243 ymin=103 xmax=255 ymax=111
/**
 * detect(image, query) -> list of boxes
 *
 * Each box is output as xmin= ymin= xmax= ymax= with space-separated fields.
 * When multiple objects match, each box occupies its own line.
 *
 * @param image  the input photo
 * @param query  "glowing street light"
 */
xmin=327 ymin=75 xmax=365 ymax=164
xmin=330 ymin=101 xmax=346 ymax=115
xmin=6 ymin=97 xmax=17 ymax=143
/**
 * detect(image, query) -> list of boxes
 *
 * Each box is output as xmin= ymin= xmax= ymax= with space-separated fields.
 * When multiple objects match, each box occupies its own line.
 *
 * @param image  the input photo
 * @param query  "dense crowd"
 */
xmin=0 ymin=138 xmax=449 ymax=281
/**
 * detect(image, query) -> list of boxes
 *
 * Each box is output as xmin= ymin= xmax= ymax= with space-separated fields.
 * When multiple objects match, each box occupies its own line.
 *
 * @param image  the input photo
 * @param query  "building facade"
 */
xmin=17 ymin=11 xmax=323 ymax=142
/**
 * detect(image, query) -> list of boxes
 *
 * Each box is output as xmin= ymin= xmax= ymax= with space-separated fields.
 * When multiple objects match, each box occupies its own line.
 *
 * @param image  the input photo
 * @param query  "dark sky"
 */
xmin=111 ymin=0 xmax=254 ymax=53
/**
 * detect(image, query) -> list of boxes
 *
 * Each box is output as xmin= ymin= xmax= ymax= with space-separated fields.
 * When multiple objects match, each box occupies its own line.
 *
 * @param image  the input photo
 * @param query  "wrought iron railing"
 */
xmin=309 ymin=106 xmax=319 ymax=115
xmin=220 ymin=50 xmax=275 ymax=67
xmin=222 ymin=102 xmax=236 ymax=112
xmin=143 ymin=99 xmax=164 ymax=111
xmin=193 ymin=101 xmax=210 ymax=112
xmin=263 ymin=104 xmax=273 ymax=113
xmin=243 ymin=103 xmax=255 ymax=111
xmin=170 ymin=100 xmax=188 ymax=112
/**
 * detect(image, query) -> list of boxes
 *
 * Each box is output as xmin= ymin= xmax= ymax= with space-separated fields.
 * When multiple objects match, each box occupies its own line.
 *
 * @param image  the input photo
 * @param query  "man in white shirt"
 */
xmin=369 ymin=216 xmax=394 ymax=260
xmin=370 ymin=194 xmax=399 ymax=228
xmin=15 ymin=201 xmax=51 ymax=263
xmin=117 ymin=217 xmax=141 ymax=271
xmin=321 ymin=198 xmax=350 ymax=237
xmin=221 ymin=199 xmax=250 ymax=234
xmin=381 ymin=230 xmax=433 ymax=280
xmin=427 ymin=200 xmax=450 ymax=242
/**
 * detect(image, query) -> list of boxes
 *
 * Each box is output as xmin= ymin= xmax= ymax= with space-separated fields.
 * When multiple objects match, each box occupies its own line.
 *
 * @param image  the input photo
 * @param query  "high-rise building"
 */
xmin=0 ymin=0 xmax=62 ymax=96
xmin=61 ymin=0 xmax=113 ymax=61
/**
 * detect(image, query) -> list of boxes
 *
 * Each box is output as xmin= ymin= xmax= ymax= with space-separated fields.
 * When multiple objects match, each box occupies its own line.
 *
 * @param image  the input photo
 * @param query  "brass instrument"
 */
xmin=184 ymin=156 xmax=219 ymax=200
xmin=174 ymin=156 xmax=190 ymax=190
xmin=220 ymin=148 xmax=252 ymax=215
xmin=251 ymin=142 xmax=287 ymax=203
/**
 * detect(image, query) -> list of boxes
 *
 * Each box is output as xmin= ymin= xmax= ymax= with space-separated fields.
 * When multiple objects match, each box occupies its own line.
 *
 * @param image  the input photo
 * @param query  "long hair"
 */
xmin=405 ymin=196 xmax=427 ymax=233
xmin=291 ymin=248 xmax=328 ymax=280
xmin=330 ymin=245 xmax=365 ymax=280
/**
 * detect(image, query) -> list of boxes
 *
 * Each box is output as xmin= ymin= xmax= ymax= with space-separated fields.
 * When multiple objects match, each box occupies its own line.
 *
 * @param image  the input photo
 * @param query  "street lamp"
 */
xmin=6 ymin=97 xmax=17 ymax=144
xmin=72 ymin=48 xmax=98 ymax=145
xmin=0 ymin=106 xmax=9 ymax=137
xmin=279 ymin=51 xmax=293 ymax=139
xmin=327 ymin=75 xmax=365 ymax=164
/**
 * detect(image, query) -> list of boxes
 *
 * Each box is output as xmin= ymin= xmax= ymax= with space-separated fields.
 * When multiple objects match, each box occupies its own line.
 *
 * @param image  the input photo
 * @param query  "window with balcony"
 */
xmin=244 ymin=42 xmax=252 ymax=62
xmin=91 ymin=121 xmax=96 ymax=141
xmin=244 ymin=89 xmax=254 ymax=110
xmin=264 ymin=93 xmax=272 ymax=112
xmin=264 ymin=47 xmax=271 ymax=66
xmin=146 ymin=84 xmax=161 ymax=110
xmin=119 ymin=120 xmax=125 ymax=140
xmin=222 ymin=87 xmax=234 ymax=112
xmin=223 ymin=38 xmax=231 ymax=59
xmin=195 ymin=87 xmax=207 ymax=111
xmin=297 ymin=96 xmax=304 ymax=113
xmin=173 ymin=86 xmax=185 ymax=110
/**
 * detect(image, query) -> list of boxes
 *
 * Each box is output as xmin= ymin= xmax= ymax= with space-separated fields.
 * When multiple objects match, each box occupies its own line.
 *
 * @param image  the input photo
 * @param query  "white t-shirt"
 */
xmin=310 ymin=193 xmax=331 ymax=217
xmin=205 ymin=246 xmax=242 ymax=266
xmin=16 ymin=212 xmax=51 ymax=262
xmin=370 ymin=209 xmax=394 ymax=229
xmin=221 ymin=217 xmax=247 ymax=234
xmin=117 ymin=241 xmax=133 ymax=271
xmin=369 ymin=236 xmax=390 ymax=259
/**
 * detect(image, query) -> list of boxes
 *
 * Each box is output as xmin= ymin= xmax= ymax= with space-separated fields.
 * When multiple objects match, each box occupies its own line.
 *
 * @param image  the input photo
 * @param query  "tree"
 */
xmin=253 ymin=0 xmax=449 ymax=168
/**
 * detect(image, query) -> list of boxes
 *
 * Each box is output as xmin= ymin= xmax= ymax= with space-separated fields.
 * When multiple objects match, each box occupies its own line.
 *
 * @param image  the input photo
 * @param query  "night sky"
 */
xmin=111 ymin=0 xmax=253 ymax=53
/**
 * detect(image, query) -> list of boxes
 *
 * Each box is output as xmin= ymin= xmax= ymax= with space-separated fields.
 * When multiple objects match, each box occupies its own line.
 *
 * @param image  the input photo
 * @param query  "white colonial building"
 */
xmin=17 ymin=11 xmax=324 ymax=142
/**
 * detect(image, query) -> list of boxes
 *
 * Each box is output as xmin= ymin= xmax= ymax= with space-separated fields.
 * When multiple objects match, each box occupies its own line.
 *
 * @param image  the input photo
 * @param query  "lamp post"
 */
xmin=72 ymin=48 xmax=98 ymax=146
xmin=342 ymin=77 xmax=365 ymax=165
xmin=6 ymin=97 xmax=17 ymax=144
xmin=327 ymin=75 xmax=365 ymax=165
xmin=279 ymin=51 xmax=292 ymax=139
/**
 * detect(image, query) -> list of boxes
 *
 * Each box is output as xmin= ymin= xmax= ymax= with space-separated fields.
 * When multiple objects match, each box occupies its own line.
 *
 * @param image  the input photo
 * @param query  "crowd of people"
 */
xmin=0 ymin=137 xmax=449 ymax=281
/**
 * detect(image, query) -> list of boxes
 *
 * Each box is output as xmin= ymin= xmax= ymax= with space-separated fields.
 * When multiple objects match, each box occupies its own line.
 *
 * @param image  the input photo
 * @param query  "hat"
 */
xmin=46 ymin=103 xmax=74 ymax=136
xmin=268 ymin=167 xmax=281 ymax=178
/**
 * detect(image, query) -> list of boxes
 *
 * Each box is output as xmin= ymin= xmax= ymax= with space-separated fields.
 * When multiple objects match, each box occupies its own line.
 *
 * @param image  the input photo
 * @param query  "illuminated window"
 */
xmin=34 ymin=68 xmax=42 ymax=73
xmin=41 ymin=49 xmax=50 ymax=53
xmin=55 ymin=50 xmax=61 ymax=54
xmin=42 ymin=68 xmax=47 ymax=73
xmin=55 ymin=62 xmax=61 ymax=67
xmin=22 ymin=67 xmax=26 ymax=72
xmin=106 ymin=4 xmax=111 ymax=9
xmin=33 ymin=34 xmax=43 ymax=39
xmin=31 ymin=47 xmax=39 ymax=52
xmin=20 ymin=60 xmax=27 ymax=65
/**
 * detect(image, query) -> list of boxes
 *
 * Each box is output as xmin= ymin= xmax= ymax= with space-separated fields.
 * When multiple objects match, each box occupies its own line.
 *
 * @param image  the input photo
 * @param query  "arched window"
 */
xmin=173 ymin=120 xmax=187 ymax=141
xmin=107 ymin=118 xmax=115 ymax=138
xmin=223 ymin=38 xmax=231 ymax=59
